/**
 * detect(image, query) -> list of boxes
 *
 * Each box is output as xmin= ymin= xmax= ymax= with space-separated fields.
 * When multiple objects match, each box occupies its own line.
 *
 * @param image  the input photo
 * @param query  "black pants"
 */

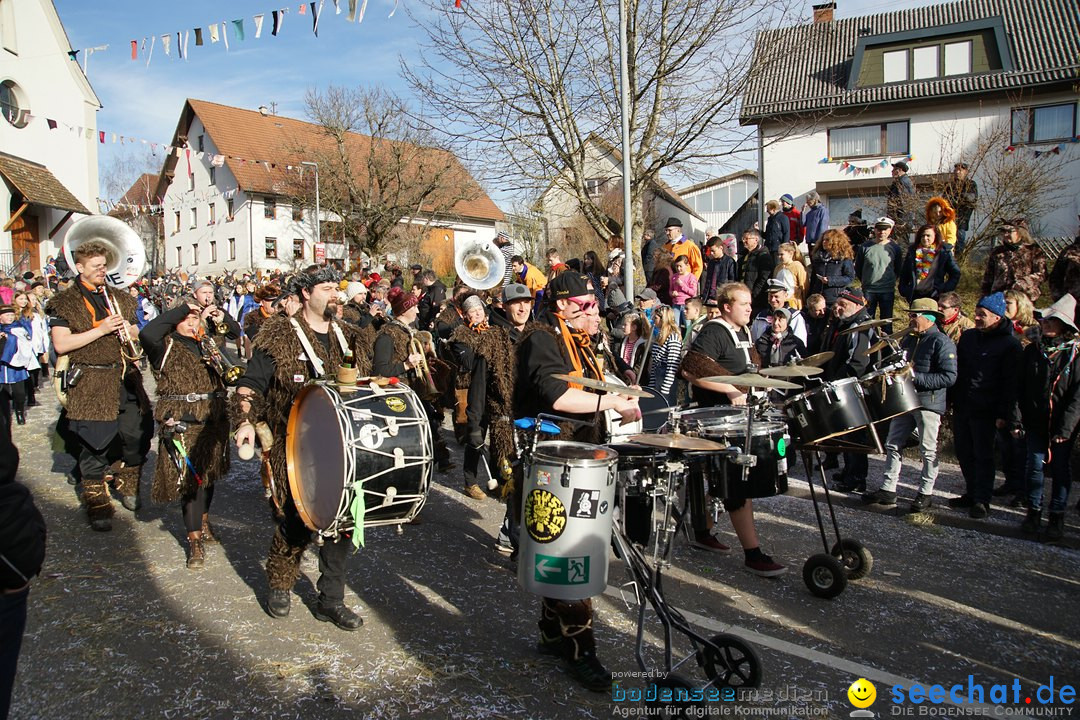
xmin=182 ymin=484 xmax=215 ymax=534
xmin=996 ymin=427 xmax=1026 ymax=492
xmin=0 ymin=587 xmax=29 ymax=720
xmin=840 ymin=429 xmax=870 ymax=484
xmin=75 ymin=386 xmax=151 ymax=480
xmin=953 ymin=408 xmax=997 ymax=505
xmin=464 ymin=420 xmax=490 ymax=484
xmin=0 ymin=382 xmax=25 ymax=417
xmin=275 ymin=499 xmax=351 ymax=603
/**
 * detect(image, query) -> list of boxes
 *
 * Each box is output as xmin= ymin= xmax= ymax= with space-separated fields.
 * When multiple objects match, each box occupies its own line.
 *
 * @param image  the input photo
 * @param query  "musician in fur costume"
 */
xmin=47 ymin=241 xmax=152 ymax=532
xmin=232 ymin=266 xmax=374 ymax=630
xmin=140 ymin=300 xmax=231 ymax=569
xmin=449 ymin=295 xmax=516 ymax=500
xmin=241 ymin=284 xmax=280 ymax=357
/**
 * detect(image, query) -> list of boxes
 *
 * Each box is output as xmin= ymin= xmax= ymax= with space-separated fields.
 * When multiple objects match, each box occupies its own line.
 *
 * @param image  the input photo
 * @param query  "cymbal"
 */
xmin=839 ymin=318 xmax=892 ymax=335
xmin=864 ymin=328 xmax=912 ymax=356
xmin=551 ymin=374 xmax=653 ymax=398
xmin=798 ymin=351 xmax=834 ymax=367
xmin=626 ymin=433 xmax=729 ymax=452
xmin=699 ymin=374 xmax=802 ymax=390
xmin=759 ymin=365 xmax=824 ymax=378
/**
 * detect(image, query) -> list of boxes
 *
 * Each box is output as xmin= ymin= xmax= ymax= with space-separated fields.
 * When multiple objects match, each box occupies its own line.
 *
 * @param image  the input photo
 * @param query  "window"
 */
xmin=713 ymin=187 xmax=730 ymax=213
xmin=208 ymin=167 xmax=216 ymax=186
xmin=730 ymin=181 xmax=750 ymax=210
xmin=585 ymin=178 xmax=605 ymax=198
xmin=1011 ymin=103 xmax=1077 ymax=145
xmin=912 ymin=46 xmax=938 ymax=80
xmin=226 ymin=197 xmax=234 ymax=220
xmin=189 ymin=207 xmax=197 ymax=229
xmin=293 ymin=238 xmax=305 ymax=260
xmin=292 ymin=204 xmax=304 ymax=221
xmin=944 ymin=41 xmax=971 ymax=76
xmin=173 ymin=211 xmax=181 ymax=233
xmin=1 ymin=0 xmax=18 ymax=54
xmin=208 ymin=203 xmax=216 ymax=225
xmin=209 ymin=241 xmax=217 ymax=263
xmin=828 ymin=121 xmax=909 ymax=159
xmin=192 ymin=243 xmax=199 ymax=265
xmin=264 ymin=198 xmax=276 ymax=219
xmin=175 ymin=247 xmax=182 ymax=266
xmin=697 ymin=190 xmax=713 ymax=213
xmin=197 ymin=134 xmax=204 ymax=152
xmin=883 ymin=50 xmax=907 ymax=84
xmin=0 ymin=80 xmax=28 ymax=128
xmin=264 ymin=237 xmax=277 ymax=259
xmin=228 ymin=238 xmax=236 ymax=261
xmin=188 ymin=171 xmax=195 ymax=192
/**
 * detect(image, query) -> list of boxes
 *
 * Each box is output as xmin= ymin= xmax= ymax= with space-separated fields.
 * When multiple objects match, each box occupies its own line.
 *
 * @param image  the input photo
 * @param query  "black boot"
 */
xmin=267 ymin=589 xmax=291 ymax=618
xmin=1021 ymin=507 xmax=1041 ymax=534
xmin=1046 ymin=512 xmax=1065 ymax=541
xmin=313 ymin=601 xmax=364 ymax=630
xmin=14 ymin=409 xmax=25 ymax=425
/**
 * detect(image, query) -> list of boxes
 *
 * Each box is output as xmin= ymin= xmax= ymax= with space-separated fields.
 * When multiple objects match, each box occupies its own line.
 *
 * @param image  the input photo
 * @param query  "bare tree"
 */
xmin=99 ymin=146 xmax=163 ymax=211
xmin=285 ymin=85 xmax=482 ymax=261
xmin=403 ymin=0 xmax=793 ymax=262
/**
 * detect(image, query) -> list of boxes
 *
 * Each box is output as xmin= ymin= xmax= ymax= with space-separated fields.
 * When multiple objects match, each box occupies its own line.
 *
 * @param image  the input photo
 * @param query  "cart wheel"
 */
xmin=803 ymin=553 xmax=848 ymax=599
xmin=830 ymin=538 xmax=873 ymax=580
xmin=702 ymin=633 xmax=762 ymax=688
xmin=644 ymin=673 xmax=702 ymax=718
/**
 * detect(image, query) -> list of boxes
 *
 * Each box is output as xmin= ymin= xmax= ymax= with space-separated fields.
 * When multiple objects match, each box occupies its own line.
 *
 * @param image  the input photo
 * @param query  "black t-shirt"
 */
xmin=689 ymin=320 xmax=753 ymax=407
xmin=239 ymin=329 xmax=331 ymax=396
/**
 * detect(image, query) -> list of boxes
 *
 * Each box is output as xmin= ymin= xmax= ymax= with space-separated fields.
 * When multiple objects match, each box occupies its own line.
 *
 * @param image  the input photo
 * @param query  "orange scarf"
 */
xmin=79 ymin=280 xmax=108 ymax=328
xmin=556 ymin=315 xmax=601 ymax=390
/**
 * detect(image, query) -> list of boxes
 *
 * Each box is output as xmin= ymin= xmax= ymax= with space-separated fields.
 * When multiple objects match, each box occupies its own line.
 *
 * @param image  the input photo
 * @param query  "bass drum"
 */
xmin=604 ymin=374 xmax=670 ymax=441
xmin=286 ymin=382 xmax=433 ymax=535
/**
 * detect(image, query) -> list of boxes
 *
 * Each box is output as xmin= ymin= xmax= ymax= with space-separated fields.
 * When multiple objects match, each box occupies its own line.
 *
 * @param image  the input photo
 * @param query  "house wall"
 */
xmin=680 ymin=175 xmax=760 ymax=236
xmin=758 ymin=91 xmax=1080 ymax=237
xmin=0 ymin=0 xmax=99 ymax=269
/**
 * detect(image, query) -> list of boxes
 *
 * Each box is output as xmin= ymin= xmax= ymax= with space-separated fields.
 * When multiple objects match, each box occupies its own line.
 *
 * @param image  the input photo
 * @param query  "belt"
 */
xmin=163 ymin=392 xmax=228 ymax=402
xmin=73 ymin=362 xmax=122 ymax=369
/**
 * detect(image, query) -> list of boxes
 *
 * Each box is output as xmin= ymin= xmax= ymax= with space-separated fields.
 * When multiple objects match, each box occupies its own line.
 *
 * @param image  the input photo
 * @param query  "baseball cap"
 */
xmin=547 ymin=271 xmax=591 ymax=300
xmin=502 ymin=283 xmax=532 ymax=303
xmin=635 ymin=287 xmax=658 ymax=301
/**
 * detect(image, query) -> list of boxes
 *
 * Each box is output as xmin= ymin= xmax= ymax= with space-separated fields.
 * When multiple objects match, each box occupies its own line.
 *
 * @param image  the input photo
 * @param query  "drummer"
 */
xmin=686 ymin=281 xmax=787 ymax=577
xmin=232 ymin=265 xmax=374 ymax=630
xmin=514 ymin=270 xmax=639 ymax=692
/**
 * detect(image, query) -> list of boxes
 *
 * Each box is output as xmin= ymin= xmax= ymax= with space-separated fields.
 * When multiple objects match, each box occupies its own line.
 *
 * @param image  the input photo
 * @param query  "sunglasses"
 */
xmin=567 ymin=297 xmax=598 ymax=312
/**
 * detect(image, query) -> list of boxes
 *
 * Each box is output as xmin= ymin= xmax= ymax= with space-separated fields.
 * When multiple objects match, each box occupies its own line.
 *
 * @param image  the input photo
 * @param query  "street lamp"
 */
xmin=300 ymin=161 xmax=320 ymax=248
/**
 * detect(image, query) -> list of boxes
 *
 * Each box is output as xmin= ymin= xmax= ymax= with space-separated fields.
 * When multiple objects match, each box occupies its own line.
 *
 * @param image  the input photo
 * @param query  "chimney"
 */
xmin=812 ymin=2 xmax=836 ymax=23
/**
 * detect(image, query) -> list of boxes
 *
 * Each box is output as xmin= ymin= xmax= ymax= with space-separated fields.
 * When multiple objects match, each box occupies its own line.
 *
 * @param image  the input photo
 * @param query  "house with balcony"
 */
xmin=740 ymin=0 xmax=1079 ymax=241
xmin=0 ymin=0 xmax=99 ymax=276
xmin=156 ymin=98 xmax=504 ymax=276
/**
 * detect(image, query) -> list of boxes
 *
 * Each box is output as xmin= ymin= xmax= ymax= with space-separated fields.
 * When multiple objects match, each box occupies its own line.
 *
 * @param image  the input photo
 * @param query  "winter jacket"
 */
xmin=980 ymin=242 xmax=1048 ymax=302
xmin=1048 ymin=240 xmax=1080 ymax=301
xmin=664 ymin=238 xmax=704 ymax=279
xmin=809 ymin=250 xmax=856 ymax=306
xmin=669 ymin=272 xmax=698 ymax=306
xmin=754 ymin=330 xmax=806 ymax=369
xmin=773 ymin=261 xmax=809 ymax=308
xmin=886 ymin=174 xmax=916 ymax=229
xmin=763 ymin=212 xmax=790 ymax=254
xmin=952 ymin=318 xmax=1023 ymax=419
xmin=803 ymin=204 xmax=830 ymax=247
xmin=739 ymin=247 xmax=775 ymax=308
xmin=518 ymin=262 xmax=548 ymax=299
xmin=901 ymin=325 xmax=957 ymax=414
xmin=1015 ymin=335 xmax=1080 ymax=441
xmin=898 ymin=244 xmax=961 ymax=302
xmin=942 ymin=177 xmax=978 ymax=231
xmin=701 ymin=256 xmax=737 ymax=303
xmin=784 ymin=207 xmax=804 ymax=243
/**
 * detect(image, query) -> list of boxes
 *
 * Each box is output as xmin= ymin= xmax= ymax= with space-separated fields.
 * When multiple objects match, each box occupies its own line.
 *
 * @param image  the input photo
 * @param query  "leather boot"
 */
xmin=187 ymin=536 xmax=205 ymax=569
xmin=201 ymin=517 xmax=218 ymax=543
xmin=1021 ymin=507 xmax=1042 ymax=534
xmin=1046 ymin=512 xmax=1065 ymax=541
xmin=114 ymin=465 xmax=142 ymax=511
xmin=313 ymin=601 xmax=364 ymax=630
xmin=267 ymin=589 xmax=291 ymax=618
xmin=14 ymin=409 xmax=25 ymax=425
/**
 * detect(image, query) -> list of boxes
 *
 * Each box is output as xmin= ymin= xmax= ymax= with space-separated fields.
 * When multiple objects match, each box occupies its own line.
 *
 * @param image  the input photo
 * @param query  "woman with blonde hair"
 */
xmin=809 ymin=229 xmax=856 ymax=306
xmin=648 ymin=306 xmax=682 ymax=403
xmin=11 ymin=292 xmax=43 ymax=409
xmin=773 ymin=242 xmax=808 ymax=308
xmin=1004 ymin=289 xmax=1037 ymax=345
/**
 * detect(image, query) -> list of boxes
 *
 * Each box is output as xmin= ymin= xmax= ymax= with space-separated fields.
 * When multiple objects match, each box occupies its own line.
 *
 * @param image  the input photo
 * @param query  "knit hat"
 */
xmin=344 ymin=281 xmax=367 ymax=299
xmin=0 ymin=304 xmax=15 ymax=316
xmin=462 ymin=295 xmax=486 ymax=313
xmin=547 ymin=271 xmax=591 ymax=300
xmin=388 ymin=287 xmax=419 ymax=316
xmin=780 ymin=194 xmax=795 ymax=206
xmin=771 ymin=307 xmax=792 ymax=322
xmin=976 ymin=292 xmax=1007 ymax=318
xmin=838 ymin=287 xmax=866 ymax=306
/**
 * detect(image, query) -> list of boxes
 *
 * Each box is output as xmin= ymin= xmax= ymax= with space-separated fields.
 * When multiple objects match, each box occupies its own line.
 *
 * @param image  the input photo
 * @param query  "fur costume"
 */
xmin=46 ymin=284 xmax=150 ymax=422
xmin=150 ymin=337 xmax=230 ymax=503
xmin=450 ymin=322 xmax=517 ymax=463
xmin=112 ymin=464 xmax=142 ymax=499
xmin=374 ymin=322 xmax=413 ymax=378
xmin=540 ymin=597 xmax=595 ymax=660
xmin=247 ymin=313 xmax=374 ymax=512
xmin=243 ymin=307 xmax=271 ymax=338
xmin=81 ymin=479 xmax=114 ymax=521
xmin=266 ymin=526 xmax=304 ymax=590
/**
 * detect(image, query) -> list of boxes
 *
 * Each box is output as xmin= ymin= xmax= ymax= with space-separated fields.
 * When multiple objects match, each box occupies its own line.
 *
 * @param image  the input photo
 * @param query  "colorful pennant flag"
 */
xmin=232 ymin=19 xmax=245 ymax=41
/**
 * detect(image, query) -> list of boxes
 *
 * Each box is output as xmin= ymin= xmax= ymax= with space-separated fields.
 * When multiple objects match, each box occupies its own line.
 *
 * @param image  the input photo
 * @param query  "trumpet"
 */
xmin=103 ymin=287 xmax=144 ymax=363
xmin=408 ymin=332 xmax=439 ymax=395
xmin=199 ymin=321 xmax=244 ymax=385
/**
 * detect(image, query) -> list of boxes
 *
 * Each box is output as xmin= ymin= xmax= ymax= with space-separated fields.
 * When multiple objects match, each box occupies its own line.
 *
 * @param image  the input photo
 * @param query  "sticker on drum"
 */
xmin=350 ymin=410 xmax=373 ymax=421
xmin=570 ymin=489 xmax=600 ymax=519
xmin=357 ymin=424 xmax=384 ymax=450
xmin=525 ymin=489 xmax=567 ymax=543
xmin=536 ymin=470 xmax=551 ymax=486
xmin=797 ymin=414 xmax=808 ymax=428
xmin=384 ymin=397 xmax=406 ymax=413
xmin=599 ymin=500 xmax=609 ymax=514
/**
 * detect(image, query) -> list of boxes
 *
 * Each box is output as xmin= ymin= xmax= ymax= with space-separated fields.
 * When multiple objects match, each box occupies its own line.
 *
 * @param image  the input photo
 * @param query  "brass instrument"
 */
xmin=408 ymin=333 xmax=439 ymax=395
xmin=103 ymin=286 xmax=144 ymax=363
xmin=199 ymin=320 xmax=243 ymax=385
xmin=454 ymin=235 xmax=505 ymax=290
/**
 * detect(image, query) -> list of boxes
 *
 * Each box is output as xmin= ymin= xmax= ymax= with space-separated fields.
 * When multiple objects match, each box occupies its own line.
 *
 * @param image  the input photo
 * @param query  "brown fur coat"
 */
xmin=450 ymin=323 xmax=517 ymax=462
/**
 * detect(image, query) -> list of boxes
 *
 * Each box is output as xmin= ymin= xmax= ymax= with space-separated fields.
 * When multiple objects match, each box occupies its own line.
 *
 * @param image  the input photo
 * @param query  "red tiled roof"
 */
xmin=159 ymin=99 xmax=504 ymax=223
xmin=114 ymin=173 xmax=160 ymax=207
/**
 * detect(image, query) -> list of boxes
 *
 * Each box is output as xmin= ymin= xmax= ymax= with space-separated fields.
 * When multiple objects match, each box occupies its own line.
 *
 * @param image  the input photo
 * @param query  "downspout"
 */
xmin=248 ymin=193 xmax=254 ymax=273
xmin=757 ymin=125 xmax=765 ymax=233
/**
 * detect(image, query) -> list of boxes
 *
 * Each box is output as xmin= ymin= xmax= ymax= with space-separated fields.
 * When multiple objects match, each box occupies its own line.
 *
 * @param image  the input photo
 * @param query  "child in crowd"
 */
xmin=668 ymin=255 xmax=698 ymax=329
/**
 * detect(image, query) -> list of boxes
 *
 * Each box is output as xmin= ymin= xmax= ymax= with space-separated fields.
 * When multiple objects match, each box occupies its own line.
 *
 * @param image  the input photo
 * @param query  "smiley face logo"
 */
xmin=848 ymin=678 xmax=876 ymax=708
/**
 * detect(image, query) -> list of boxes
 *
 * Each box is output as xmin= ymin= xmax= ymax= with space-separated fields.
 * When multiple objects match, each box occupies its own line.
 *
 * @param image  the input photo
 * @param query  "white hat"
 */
xmin=1038 ymin=294 xmax=1078 ymax=332
xmin=874 ymin=217 xmax=896 ymax=229
xmin=345 ymin=281 xmax=367 ymax=299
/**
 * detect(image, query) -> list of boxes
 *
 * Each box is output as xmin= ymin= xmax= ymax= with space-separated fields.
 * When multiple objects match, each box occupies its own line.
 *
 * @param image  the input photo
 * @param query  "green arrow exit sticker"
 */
xmin=534 ymin=554 xmax=590 ymax=585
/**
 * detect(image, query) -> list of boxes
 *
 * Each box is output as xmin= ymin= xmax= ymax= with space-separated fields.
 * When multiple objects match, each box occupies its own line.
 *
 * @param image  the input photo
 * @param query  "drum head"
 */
xmin=534 ymin=441 xmax=618 ymax=466
xmin=287 ymin=385 xmax=346 ymax=531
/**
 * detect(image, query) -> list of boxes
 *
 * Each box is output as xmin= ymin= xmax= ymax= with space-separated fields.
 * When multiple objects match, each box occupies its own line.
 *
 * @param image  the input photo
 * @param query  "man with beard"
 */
xmin=232 ymin=266 xmax=375 ymax=628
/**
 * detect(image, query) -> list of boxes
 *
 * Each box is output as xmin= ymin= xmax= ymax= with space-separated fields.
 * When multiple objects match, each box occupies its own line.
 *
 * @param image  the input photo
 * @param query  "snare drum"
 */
xmin=603 ymin=375 xmax=671 ymax=440
xmin=605 ymin=443 xmax=665 ymax=546
xmin=674 ymin=407 xmax=790 ymax=499
xmin=783 ymin=378 xmax=873 ymax=445
xmin=860 ymin=366 xmax=920 ymax=423
xmin=286 ymin=383 xmax=433 ymax=535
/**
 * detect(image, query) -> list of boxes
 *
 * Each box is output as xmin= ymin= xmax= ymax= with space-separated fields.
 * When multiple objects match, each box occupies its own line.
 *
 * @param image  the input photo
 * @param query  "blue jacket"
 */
xmin=898 ymin=245 xmax=961 ymax=302
xmin=763 ymin=212 xmax=790 ymax=254
xmin=902 ymin=325 xmax=957 ymax=414
xmin=810 ymin=250 xmax=856 ymax=306
xmin=803 ymin=204 xmax=830 ymax=246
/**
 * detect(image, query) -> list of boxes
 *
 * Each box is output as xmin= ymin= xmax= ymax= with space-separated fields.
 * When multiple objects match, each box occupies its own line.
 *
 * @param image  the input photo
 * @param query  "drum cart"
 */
xmin=514 ymin=415 xmax=763 ymax=711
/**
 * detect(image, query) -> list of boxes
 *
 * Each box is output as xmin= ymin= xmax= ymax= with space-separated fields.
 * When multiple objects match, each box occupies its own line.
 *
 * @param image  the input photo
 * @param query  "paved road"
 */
xmin=7 ymin=381 xmax=1080 ymax=719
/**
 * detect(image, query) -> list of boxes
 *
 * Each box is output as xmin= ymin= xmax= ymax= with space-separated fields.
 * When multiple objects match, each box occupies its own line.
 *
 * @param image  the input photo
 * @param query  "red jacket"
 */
xmin=784 ymin=208 xmax=804 ymax=243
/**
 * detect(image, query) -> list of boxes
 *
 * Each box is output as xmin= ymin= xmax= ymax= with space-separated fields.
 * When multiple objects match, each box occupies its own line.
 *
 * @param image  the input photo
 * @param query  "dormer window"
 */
xmin=881 ymin=40 xmax=973 ymax=84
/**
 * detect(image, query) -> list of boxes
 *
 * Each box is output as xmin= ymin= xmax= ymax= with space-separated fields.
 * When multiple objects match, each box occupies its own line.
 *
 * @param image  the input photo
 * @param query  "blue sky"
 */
xmin=54 ymin=0 xmax=940 ymax=205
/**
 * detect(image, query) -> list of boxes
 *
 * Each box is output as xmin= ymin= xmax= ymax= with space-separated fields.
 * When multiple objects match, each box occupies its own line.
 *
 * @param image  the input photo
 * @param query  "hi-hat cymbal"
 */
xmin=798 ymin=351 xmax=834 ymax=367
xmin=839 ymin=318 xmax=892 ymax=335
xmin=699 ymin=374 xmax=802 ymax=390
xmin=626 ymin=433 xmax=729 ymax=452
xmin=759 ymin=365 xmax=824 ymax=378
xmin=864 ymin=328 xmax=912 ymax=356
xmin=551 ymin=374 xmax=653 ymax=398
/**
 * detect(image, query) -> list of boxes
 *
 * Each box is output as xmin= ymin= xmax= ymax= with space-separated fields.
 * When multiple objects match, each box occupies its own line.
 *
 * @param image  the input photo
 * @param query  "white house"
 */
xmin=537 ymin=134 xmax=704 ymax=246
xmin=0 ymin=0 xmax=99 ymax=275
xmin=741 ymin=0 xmax=1079 ymax=242
xmin=155 ymin=99 xmax=505 ymax=277
xmin=677 ymin=170 xmax=759 ymax=235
